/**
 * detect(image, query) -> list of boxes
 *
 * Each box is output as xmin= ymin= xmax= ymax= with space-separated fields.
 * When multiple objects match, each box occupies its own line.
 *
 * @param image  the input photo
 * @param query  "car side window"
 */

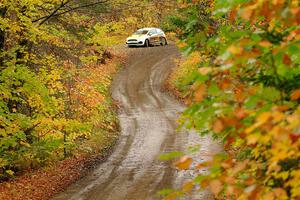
xmin=149 ymin=29 xmax=157 ymax=35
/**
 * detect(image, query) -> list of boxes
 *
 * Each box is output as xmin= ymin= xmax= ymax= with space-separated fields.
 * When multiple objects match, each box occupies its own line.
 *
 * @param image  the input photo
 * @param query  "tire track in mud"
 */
xmin=51 ymin=45 xmax=221 ymax=200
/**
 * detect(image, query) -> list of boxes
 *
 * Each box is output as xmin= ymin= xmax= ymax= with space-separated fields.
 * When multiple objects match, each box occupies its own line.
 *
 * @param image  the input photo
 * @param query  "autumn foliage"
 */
xmin=0 ymin=0 xmax=178 ymax=183
xmin=0 ymin=0 xmax=126 ymax=180
xmin=165 ymin=0 xmax=300 ymax=199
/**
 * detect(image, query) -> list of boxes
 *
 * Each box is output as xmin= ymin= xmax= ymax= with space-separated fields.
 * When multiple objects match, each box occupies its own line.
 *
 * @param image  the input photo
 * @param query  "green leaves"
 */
xmin=167 ymin=0 xmax=300 ymax=199
xmin=159 ymin=152 xmax=184 ymax=161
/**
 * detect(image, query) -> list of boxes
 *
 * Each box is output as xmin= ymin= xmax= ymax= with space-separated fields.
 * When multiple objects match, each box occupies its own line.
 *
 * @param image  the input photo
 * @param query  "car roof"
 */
xmin=138 ymin=27 xmax=161 ymax=31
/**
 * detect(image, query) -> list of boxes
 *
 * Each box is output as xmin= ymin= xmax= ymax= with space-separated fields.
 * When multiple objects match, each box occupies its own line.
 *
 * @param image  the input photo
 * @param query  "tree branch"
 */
xmin=33 ymin=0 xmax=109 ymax=25
xmin=33 ymin=0 xmax=72 ymax=25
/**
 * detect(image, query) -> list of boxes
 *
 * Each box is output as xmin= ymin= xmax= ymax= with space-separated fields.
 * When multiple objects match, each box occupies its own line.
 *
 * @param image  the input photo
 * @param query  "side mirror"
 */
xmin=148 ymin=33 xmax=152 ymax=36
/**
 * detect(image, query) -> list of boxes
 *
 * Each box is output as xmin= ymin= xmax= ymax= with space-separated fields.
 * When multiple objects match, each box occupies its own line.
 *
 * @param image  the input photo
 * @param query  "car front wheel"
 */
xmin=144 ymin=39 xmax=150 ymax=47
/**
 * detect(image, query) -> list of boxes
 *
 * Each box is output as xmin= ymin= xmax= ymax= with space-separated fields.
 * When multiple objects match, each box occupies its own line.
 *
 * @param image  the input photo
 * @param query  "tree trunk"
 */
xmin=0 ymin=7 xmax=7 ymax=66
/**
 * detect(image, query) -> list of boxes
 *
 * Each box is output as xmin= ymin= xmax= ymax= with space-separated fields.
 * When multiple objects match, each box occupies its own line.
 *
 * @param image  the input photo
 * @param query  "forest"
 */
xmin=0 ymin=0 xmax=175 ymax=180
xmin=1 ymin=0 xmax=300 ymax=200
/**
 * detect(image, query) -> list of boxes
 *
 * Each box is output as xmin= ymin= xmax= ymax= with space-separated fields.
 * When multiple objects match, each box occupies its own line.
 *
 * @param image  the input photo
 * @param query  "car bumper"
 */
xmin=126 ymin=41 xmax=144 ymax=46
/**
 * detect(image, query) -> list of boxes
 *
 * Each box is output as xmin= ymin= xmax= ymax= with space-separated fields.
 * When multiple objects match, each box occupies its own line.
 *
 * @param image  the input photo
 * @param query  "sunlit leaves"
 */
xmin=0 ymin=0 xmax=123 ymax=180
xmin=174 ymin=156 xmax=193 ymax=170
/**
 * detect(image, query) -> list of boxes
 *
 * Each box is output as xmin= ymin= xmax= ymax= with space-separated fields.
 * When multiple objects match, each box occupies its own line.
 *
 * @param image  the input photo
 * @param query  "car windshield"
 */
xmin=134 ymin=29 xmax=149 ymax=35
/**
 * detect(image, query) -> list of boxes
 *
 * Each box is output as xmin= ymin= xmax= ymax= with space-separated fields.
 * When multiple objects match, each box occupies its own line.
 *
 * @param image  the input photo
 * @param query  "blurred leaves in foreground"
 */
xmin=164 ymin=0 xmax=300 ymax=199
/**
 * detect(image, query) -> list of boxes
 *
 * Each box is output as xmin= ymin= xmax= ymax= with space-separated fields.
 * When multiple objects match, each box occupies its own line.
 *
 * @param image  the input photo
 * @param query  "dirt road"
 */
xmin=52 ymin=45 xmax=220 ymax=200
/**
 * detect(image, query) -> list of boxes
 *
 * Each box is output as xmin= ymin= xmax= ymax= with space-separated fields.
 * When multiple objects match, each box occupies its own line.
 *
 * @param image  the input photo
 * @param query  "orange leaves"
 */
xmin=237 ymin=0 xmax=295 ymax=26
xmin=235 ymin=86 xmax=246 ymax=103
xmin=257 ymin=112 xmax=273 ymax=125
xmin=261 ymin=188 xmax=288 ymax=200
xmin=232 ymin=160 xmax=249 ymax=175
xmin=218 ymin=77 xmax=232 ymax=90
xmin=182 ymin=181 xmax=194 ymax=193
xmin=209 ymin=179 xmax=223 ymax=195
xmin=240 ymin=7 xmax=254 ymax=21
xmin=194 ymin=84 xmax=206 ymax=103
xmin=174 ymin=156 xmax=193 ymax=170
xmin=234 ymin=107 xmax=248 ymax=120
xmin=283 ymin=54 xmax=292 ymax=66
xmin=177 ymin=41 xmax=188 ymax=49
xmin=195 ymin=161 xmax=213 ymax=170
xmin=220 ymin=159 xmax=233 ymax=169
xmin=198 ymin=67 xmax=212 ymax=76
xmin=259 ymin=41 xmax=272 ymax=48
xmin=259 ymin=1 xmax=271 ymax=21
xmin=212 ymin=119 xmax=224 ymax=133
xmin=229 ymin=9 xmax=237 ymax=22
xmin=291 ymin=89 xmax=300 ymax=101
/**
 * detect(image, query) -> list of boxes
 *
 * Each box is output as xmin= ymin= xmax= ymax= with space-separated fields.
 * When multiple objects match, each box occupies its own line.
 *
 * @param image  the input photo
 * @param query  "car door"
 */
xmin=157 ymin=29 xmax=164 ymax=42
xmin=148 ymin=29 xmax=158 ymax=45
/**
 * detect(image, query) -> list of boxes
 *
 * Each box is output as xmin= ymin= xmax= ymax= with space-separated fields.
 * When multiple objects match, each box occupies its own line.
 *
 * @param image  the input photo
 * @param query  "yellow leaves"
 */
xmin=291 ymin=89 xmax=300 ymax=101
xmin=245 ymin=112 xmax=272 ymax=134
xmin=5 ymin=170 xmax=14 ymax=176
xmin=286 ymin=170 xmax=300 ymax=198
xmin=272 ymin=111 xmax=285 ymax=123
xmin=269 ymin=140 xmax=295 ymax=164
xmin=228 ymin=45 xmax=243 ymax=55
xmin=20 ymin=141 xmax=31 ymax=148
xmin=246 ymin=133 xmax=260 ymax=145
xmin=182 ymin=181 xmax=194 ymax=193
xmin=262 ymin=192 xmax=275 ymax=200
xmin=188 ymin=52 xmax=202 ymax=65
xmin=174 ymin=156 xmax=193 ymax=170
xmin=274 ymin=171 xmax=289 ymax=181
xmin=257 ymin=112 xmax=272 ymax=124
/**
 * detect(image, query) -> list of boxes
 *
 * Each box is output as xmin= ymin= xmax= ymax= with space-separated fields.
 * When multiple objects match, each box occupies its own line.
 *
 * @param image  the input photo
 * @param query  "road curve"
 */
xmin=52 ymin=45 xmax=221 ymax=200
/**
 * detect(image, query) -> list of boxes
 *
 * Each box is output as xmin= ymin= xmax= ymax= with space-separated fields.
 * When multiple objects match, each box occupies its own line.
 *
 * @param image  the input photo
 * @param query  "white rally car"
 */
xmin=126 ymin=28 xmax=168 ymax=47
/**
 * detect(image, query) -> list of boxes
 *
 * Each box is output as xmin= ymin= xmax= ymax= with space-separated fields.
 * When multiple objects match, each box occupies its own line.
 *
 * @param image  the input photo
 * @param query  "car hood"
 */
xmin=127 ymin=34 xmax=147 ymax=39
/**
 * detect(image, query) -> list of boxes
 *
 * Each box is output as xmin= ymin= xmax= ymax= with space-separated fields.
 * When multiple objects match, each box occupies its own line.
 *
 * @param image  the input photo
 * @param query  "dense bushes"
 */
xmin=165 ymin=0 xmax=300 ymax=199
xmin=0 ymin=0 xmax=123 ymax=180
